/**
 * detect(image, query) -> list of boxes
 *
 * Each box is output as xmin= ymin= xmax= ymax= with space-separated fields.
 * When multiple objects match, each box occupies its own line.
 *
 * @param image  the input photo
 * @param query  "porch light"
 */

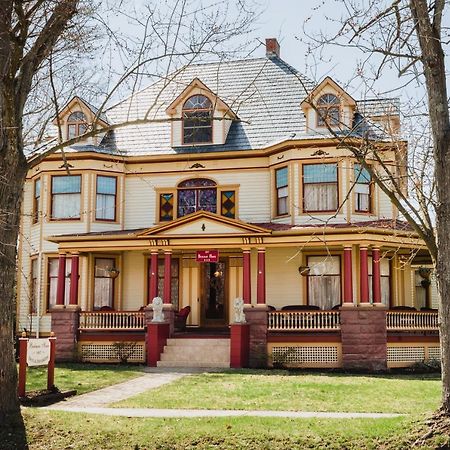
xmin=214 ymin=270 xmax=223 ymax=278
xmin=106 ymin=267 xmax=120 ymax=279
xmin=298 ymin=266 xmax=310 ymax=276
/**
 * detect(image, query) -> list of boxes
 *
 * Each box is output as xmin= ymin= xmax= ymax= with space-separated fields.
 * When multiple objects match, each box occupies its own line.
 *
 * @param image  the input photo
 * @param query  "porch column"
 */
xmin=69 ymin=252 xmax=79 ymax=306
xmin=343 ymin=246 xmax=353 ymax=304
xmin=148 ymin=250 xmax=158 ymax=304
xmin=257 ymin=248 xmax=266 ymax=305
xmin=56 ymin=253 xmax=66 ymax=306
xmin=243 ymin=249 xmax=251 ymax=304
xmin=372 ymin=247 xmax=382 ymax=304
xmin=360 ymin=246 xmax=370 ymax=304
xmin=163 ymin=250 xmax=172 ymax=304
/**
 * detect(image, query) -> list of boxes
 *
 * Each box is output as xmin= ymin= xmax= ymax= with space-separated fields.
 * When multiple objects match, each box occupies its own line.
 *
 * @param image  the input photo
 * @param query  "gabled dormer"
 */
xmin=52 ymin=96 xmax=109 ymax=145
xmin=301 ymin=77 xmax=356 ymax=134
xmin=165 ymin=78 xmax=237 ymax=147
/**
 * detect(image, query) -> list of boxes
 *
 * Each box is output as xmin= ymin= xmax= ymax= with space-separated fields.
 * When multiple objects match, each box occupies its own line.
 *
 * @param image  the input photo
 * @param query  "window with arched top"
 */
xmin=177 ymin=178 xmax=217 ymax=217
xmin=67 ymin=111 xmax=88 ymax=140
xmin=182 ymin=95 xmax=213 ymax=144
xmin=317 ymin=94 xmax=340 ymax=127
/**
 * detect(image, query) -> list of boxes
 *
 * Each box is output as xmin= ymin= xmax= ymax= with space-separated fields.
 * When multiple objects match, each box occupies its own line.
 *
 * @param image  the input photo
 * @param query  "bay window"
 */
xmin=51 ymin=175 xmax=81 ymax=219
xmin=354 ymin=164 xmax=372 ymax=212
xmin=96 ymin=175 xmax=117 ymax=221
xmin=275 ymin=167 xmax=288 ymax=215
xmin=303 ymin=163 xmax=338 ymax=212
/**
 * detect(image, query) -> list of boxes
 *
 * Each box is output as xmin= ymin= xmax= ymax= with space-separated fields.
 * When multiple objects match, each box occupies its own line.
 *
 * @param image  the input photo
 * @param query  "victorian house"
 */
xmin=17 ymin=39 xmax=438 ymax=370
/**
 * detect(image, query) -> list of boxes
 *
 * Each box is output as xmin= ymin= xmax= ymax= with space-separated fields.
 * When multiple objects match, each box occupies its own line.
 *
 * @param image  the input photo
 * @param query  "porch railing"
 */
xmin=268 ymin=310 xmax=341 ymax=332
xmin=386 ymin=311 xmax=439 ymax=331
xmin=79 ymin=311 xmax=146 ymax=331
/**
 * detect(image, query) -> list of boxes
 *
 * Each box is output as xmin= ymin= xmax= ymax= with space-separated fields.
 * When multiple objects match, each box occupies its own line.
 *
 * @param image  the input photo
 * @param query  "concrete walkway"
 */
xmin=45 ymin=368 xmax=403 ymax=419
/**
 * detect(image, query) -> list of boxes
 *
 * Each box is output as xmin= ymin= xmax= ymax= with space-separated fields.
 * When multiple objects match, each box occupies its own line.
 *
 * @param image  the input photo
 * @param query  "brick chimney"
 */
xmin=265 ymin=38 xmax=280 ymax=58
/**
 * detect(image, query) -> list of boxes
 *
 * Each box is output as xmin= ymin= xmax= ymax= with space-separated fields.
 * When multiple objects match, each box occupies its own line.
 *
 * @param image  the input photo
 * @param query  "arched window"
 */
xmin=177 ymin=178 xmax=216 ymax=217
xmin=67 ymin=111 xmax=88 ymax=140
xmin=182 ymin=95 xmax=213 ymax=144
xmin=317 ymin=94 xmax=340 ymax=126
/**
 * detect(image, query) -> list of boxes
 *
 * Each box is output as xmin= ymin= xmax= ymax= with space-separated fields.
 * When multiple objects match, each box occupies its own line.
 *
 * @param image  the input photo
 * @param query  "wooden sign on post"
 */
xmin=18 ymin=332 xmax=56 ymax=398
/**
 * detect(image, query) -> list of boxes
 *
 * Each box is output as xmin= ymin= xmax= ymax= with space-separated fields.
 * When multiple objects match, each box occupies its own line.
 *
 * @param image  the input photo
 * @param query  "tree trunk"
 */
xmin=0 ymin=106 xmax=28 ymax=448
xmin=410 ymin=0 xmax=450 ymax=414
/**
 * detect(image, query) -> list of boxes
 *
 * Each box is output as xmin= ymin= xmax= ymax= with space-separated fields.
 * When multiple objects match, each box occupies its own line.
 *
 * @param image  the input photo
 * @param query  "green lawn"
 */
xmin=114 ymin=369 xmax=441 ymax=414
xmin=23 ymin=410 xmax=437 ymax=450
xmin=26 ymin=363 xmax=144 ymax=395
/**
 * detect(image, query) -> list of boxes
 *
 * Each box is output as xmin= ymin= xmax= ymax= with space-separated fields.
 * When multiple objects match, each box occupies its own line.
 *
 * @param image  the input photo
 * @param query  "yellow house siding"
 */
xmin=122 ymin=251 xmax=146 ymax=310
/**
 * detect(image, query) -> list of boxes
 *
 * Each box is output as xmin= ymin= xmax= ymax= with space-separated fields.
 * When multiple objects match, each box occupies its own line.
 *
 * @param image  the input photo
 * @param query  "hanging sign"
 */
xmin=27 ymin=338 xmax=51 ymax=367
xmin=196 ymin=250 xmax=219 ymax=263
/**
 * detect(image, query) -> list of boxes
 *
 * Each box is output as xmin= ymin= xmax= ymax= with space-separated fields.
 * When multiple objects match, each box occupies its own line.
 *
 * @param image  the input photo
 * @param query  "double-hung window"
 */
xmin=51 ymin=175 xmax=81 ymax=219
xmin=307 ymin=255 xmax=341 ymax=310
xmin=303 ymin=163 xmax=338 ymax=212
xmin=354 ymin=164 xmax=371 ymax=212
xmin=275 ymin=167 xmax=289 ymax=215
xmin=47 ymin=257 xmax=71 ymax=309
xmin=96 ymin=175 xmax=117 ymax=221
xmin=33 ymin=179 xmax=40 ymax=223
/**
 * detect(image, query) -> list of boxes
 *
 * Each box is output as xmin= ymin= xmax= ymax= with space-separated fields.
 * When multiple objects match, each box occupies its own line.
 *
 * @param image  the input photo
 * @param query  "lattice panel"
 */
xmin=428 ymin=346 xmax=441 ymax=361
xmin=272 ymin=345 xmax=339 ymax=367
xmin=80 ymin=343 xmax=145 ymax=363
xmin=387 ymin=346 xmax=425 ymax=362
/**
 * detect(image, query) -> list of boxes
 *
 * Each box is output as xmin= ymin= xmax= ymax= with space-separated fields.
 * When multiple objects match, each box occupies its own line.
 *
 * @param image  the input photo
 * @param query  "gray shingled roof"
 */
xmin=101 ymin=57 xmax=315 ymax=155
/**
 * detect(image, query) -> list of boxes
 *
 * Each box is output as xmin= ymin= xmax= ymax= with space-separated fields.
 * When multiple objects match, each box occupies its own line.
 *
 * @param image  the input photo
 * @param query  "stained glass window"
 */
xmin=221 ymin=191 xmax=236 ymax=218
xmin=159 ymin=193 xmax=174 ymax=221
xmin=177 ymin=179 xmax=217 ymax=217
xmin=182 ymin=95 xmax=212 ymax=144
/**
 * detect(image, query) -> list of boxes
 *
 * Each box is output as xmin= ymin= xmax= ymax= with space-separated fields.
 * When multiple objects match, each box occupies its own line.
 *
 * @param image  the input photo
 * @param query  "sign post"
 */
xmin=17 ymin=332 xmax=56 ymax=397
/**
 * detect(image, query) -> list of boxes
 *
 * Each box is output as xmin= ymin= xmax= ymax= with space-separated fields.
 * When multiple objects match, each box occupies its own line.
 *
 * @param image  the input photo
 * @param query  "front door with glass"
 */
xmin=201 ymin=260 xmax=227 ymax=327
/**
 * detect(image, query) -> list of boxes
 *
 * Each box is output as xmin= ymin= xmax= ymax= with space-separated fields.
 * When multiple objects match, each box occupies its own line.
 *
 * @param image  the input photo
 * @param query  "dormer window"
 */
xmin=317 ymin=94 xmax=340 ymax=127
xmin=67 ymin=111 xmax=88 ymax=140
xmin=182 ymin=95 xmax=213 ymax=144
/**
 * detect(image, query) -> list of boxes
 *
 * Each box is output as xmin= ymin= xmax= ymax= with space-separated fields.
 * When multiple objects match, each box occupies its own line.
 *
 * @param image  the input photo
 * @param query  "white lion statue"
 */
xmin=233 ymin=297 xmax=246 ymax=324
xmin=151 ymin=297 xmax=165 ymax=322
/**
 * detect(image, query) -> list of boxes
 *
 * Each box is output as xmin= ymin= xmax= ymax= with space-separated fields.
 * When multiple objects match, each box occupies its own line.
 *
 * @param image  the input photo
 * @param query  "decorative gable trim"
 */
xmin=52 ymin=96 xmax=109 ymax=127
xmin=137 ymin=210 xmax=271 ymax=236
xmin=165 ymin=78 xmax=238 ymax=119
xmin=300 ymin=76 xmax=356 ymax=110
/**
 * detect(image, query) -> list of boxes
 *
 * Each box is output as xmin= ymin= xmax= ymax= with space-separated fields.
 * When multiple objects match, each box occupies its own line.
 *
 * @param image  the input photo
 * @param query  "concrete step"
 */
xmin=166 ymin=338 xmax=230 ymax=347
xmin=157 ymin=360 xmax=230 ymax=368
xmin=159 ymin=351 xmax=229 ymax=363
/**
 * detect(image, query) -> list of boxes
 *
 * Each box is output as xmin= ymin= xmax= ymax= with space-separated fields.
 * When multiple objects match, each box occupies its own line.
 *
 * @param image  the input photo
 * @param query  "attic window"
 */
xmin=317 ymin=94 xmax=340 ymax=127
xmin=67 ymin=111 xmax=88 ymax=140
xmin=182 ymin=95 xmax=212 ymax=144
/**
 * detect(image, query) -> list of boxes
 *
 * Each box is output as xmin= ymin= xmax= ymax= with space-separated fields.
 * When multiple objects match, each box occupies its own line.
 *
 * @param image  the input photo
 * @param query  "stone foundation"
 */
xmin=50 ymin=306 xmax=80 ymax=361
xmin=245 ymin=306 xmax=269 ymax=368
xmin=340 ymin=306 xmax=387 ymax=371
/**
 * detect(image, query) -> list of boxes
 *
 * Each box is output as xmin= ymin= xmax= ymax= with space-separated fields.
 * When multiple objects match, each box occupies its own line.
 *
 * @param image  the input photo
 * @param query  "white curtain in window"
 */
xmin=307 ymin=256 xmax=341 ymax=309
xmin=96 ymin=194 xmax=115 ymax=220
xmin=94 ymin=258 xmax=114 ymax=309
xmin=48 ymin=258 xmax=71 ymax=308
xmin=304 ymin=184 xmax=337 ymax=211
xmin=53 ymin=193 xmax=80 ymax=219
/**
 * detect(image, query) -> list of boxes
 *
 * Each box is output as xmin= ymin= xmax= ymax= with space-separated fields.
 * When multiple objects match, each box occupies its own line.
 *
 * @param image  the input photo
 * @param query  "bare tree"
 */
xmin=303 ymin=0 xmax=450 ymax=417
xmin=0 ymin=1 xmax=257 ymax=446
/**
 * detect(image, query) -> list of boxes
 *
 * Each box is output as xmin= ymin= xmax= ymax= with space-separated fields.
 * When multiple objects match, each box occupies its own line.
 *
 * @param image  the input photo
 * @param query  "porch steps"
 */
xmin=157 ymin=338 xmax=230 ymax=368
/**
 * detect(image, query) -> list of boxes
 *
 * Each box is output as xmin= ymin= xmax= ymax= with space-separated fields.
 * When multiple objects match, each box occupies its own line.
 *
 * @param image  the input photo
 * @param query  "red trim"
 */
xmin=243 ymin=250 xmax=251 ymax=304
xmin=359 ymin=247 xmax=369 ymax=303
xmin=230 ymin=324 xmax=250 ymax=368
xmin=147 ymin=322 xmax=170 ymax=366
xmin=163 ymin=252 xmax=172 ymax=304
xmin=79 ymin=332 xmax=145 ymax=341
xmin=343 ymin=247 xmax=353 ymax=303
xmin=257 ymin=249 xmax=266 ymax=304
xmin=372 ymin=248 xmax=382 ymax=304
xmin=149 ymin=252 xmax=158 ymax=303
xmin=47 ymin=336 xmax=56 ymax=390
xmin=56 ymin=254 xmax=66 ymax=306
xmin=69 ymin=254 xmax=79 ymax=305
xmin=18 ymin=337 xmax=27 ymax=397
xmin=387 ymin=334 xmax=439 ymax=343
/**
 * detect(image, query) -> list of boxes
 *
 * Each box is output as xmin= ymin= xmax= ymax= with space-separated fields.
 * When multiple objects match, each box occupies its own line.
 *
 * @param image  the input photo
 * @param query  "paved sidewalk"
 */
xmin=45 ymin=368 xmax=403 ymax=419
xmin=47 ymin=368 xmax=196 ymax=408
